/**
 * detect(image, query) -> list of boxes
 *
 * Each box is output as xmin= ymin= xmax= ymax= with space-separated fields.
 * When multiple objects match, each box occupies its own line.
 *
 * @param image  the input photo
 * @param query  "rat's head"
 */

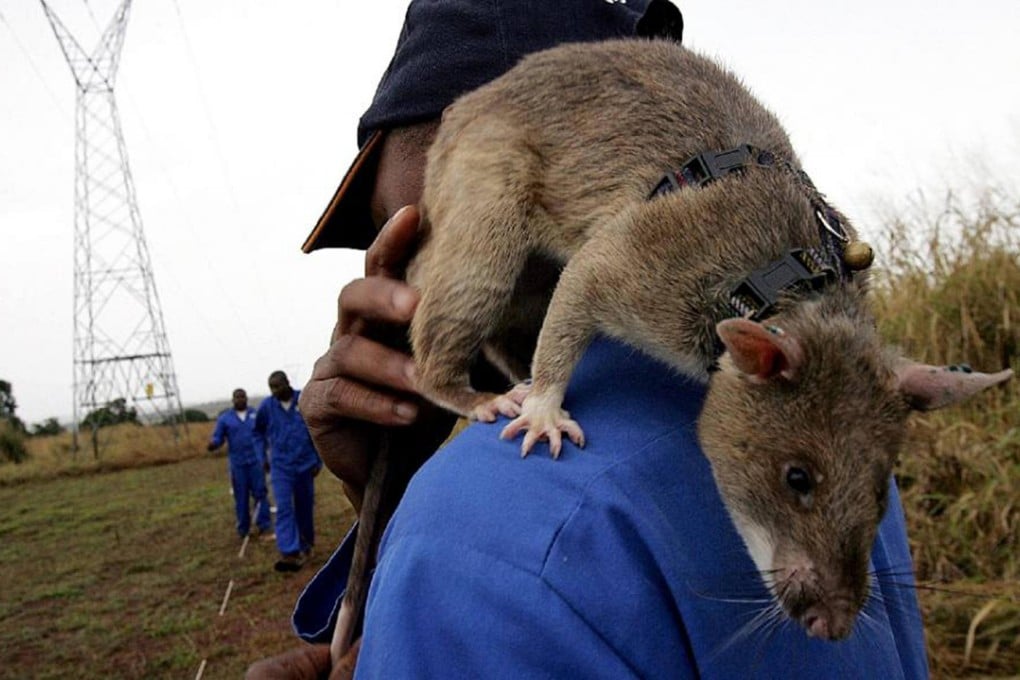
xmin=698 ymin=294 xmax=1012 ymax=640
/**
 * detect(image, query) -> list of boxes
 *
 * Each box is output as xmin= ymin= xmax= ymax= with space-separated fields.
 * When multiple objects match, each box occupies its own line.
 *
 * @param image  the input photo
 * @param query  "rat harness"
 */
xmin=649 ymin=144 xmax=874 ymax=322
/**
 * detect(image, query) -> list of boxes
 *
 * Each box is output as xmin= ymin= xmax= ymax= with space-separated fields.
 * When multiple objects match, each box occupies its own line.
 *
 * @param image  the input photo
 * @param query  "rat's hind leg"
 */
xmin=408 ymin=202 xmax=536 ymax=422
xmin=409 ymin=247 xmax=530 ymax=421
xmin=410 ymin=118 xmax=553 ymax=421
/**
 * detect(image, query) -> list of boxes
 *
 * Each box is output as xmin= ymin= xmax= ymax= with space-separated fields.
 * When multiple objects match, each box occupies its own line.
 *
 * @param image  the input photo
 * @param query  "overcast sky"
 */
xmin=2 ymin=0 xmax=1018 ymax=425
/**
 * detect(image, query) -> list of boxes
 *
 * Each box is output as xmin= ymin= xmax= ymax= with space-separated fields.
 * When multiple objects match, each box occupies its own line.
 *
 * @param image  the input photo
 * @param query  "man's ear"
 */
xmin=893 ymin=360 xmax=1013 ymax=411
xmin=716 ymin=318 xmax=804 ymax=383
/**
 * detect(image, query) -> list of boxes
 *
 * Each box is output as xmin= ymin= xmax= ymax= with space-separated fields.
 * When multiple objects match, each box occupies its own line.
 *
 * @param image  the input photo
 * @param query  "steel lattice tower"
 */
xmin=41 ymin=0 xmax=184 ymax=453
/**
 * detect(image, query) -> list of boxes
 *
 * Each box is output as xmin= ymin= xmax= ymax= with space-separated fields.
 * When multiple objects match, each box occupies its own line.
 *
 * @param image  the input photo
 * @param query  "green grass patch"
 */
xmin=0 ymin=455 xmax=355 ymax=678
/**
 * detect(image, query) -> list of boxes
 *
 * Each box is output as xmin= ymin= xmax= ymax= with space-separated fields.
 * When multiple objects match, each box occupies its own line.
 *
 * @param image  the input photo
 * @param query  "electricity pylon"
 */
xmin=41 ymin=0 xmax=184 ymax=455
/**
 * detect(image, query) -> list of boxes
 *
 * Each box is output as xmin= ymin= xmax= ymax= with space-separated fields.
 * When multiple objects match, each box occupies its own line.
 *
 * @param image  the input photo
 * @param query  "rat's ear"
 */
xmin=716 ymin=318 xmax=804 ymax=383
xmin=893 ymin=360 xmax=1013 ymax=411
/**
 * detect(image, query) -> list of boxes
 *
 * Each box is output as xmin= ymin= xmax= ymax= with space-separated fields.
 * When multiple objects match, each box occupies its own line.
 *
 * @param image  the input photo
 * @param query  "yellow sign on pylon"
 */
xmin=145 ymin=382 xmax=154 ymax=398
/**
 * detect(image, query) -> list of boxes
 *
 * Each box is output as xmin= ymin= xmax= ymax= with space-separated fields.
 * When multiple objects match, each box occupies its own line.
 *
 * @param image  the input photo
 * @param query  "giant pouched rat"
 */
xmin=398 ymin=38 xmax=1013 ymax=642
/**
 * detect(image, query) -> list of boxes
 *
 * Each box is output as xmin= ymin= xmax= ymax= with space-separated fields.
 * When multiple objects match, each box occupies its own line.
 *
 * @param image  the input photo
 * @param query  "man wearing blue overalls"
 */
xmin=207 ymin=388 xmax=272 ymax=540
xmin=255 ymin=370 xmax=322 ymax=572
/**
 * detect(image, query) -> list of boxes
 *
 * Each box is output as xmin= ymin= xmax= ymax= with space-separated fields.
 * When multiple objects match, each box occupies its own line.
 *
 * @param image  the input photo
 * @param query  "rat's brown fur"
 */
xmin=403 ymin=38 xmax=1011 ymax=641
xmin=699 ymin=288 xmax=911 ymax=639
xmin=409 ymin=39 xmax=797 ymax=414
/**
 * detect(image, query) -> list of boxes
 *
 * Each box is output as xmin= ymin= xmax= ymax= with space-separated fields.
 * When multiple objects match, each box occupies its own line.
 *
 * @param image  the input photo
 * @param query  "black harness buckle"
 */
xmin=685 ymin=145 xmax=753 ymax=185
xmin=645 ymin=144 xmax=854 ymax=322
xmin=649 ymin=145 xmax=775 ymax=198
xmin=729 ymin=249 xmax=835 ymax=320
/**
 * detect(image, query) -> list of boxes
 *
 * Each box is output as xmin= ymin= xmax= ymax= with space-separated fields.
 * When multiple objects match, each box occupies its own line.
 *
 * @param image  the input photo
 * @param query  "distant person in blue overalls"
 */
xmin=255 ymin=370 xmax=322 ymax=572
xmin=207 ymin=388 xmax=272 ymax=541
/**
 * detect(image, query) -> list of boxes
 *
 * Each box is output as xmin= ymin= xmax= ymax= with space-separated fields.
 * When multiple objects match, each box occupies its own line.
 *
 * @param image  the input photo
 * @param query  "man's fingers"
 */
xmin=301 ymin=368 xmax=418 ymax=428
xmin=313 ymin=378 xmax=419 ymax=426
xmin=366 ymin=204 xmax=421 ymax=278
xmin=311 ymin=334 xmax=417 ymax=395
xmin=336 ymin=278 xmax=419 ymax=338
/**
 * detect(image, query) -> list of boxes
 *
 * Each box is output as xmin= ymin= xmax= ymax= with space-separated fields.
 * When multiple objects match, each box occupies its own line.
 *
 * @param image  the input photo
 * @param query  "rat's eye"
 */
xmin=785 ymin=466 xmax=814 ymax=496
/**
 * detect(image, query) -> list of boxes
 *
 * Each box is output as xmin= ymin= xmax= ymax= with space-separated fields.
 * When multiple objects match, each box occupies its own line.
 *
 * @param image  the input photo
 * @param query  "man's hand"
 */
xmin=299 ymin=206 xmax=454 ymax=510
xmin=245 ymin=644 xmax=330 ymax=679
xmin=246 ymin=640 xmax=362 ymax=680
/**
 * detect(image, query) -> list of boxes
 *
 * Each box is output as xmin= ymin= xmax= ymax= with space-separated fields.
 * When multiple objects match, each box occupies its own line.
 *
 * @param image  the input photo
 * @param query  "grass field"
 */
xmin=0 ymin=430 xmax=355 ymax=679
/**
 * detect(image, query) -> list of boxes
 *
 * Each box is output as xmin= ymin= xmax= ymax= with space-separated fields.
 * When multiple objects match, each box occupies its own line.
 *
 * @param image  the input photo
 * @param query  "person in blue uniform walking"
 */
xmin=207 ymin=388 xmax=272 ymax=541
xmin=255 ymin=370 xmax=323 ymax=572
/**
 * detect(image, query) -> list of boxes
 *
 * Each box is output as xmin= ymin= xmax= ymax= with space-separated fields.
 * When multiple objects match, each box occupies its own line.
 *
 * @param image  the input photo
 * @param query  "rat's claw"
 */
xmin=502 ymin=405 xmax=585 ymax=459
xmin=548 ymin=430 xmax=563 ymax=458
xmin=474 ymin=394 xmax=524 ymax=422
xmin=477 ymin=411 xmax=496 ymax=423
xmin=500 ymin=417 xmax=527 ymax=441
xmin=563 ymin=420 xmax=585 ymax=448
xmin=521 ymin=429 xmax=542 ymax=457
xmin=469 ymin=403 xmax=497 ymax=422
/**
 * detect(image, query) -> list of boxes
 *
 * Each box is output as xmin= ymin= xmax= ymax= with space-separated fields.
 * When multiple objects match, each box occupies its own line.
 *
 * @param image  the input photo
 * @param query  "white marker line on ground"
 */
xmin=219 ymin=579 xmax=235 ymax=616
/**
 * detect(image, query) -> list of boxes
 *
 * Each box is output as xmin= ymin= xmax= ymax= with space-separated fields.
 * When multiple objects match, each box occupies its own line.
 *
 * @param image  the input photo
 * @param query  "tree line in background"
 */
xmin=0 ymin=379 xmax=209 ymax=463
xmin=0 ymin=379 xmax=32 ymax=463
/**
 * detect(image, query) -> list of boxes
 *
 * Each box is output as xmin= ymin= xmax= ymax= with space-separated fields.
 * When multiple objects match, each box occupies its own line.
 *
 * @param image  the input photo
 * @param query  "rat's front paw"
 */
xmin=505 ymin=381 xmax=532 ymax=405
xmin=469 ymin=393 xmax=524 ymax=422
xmin=467 ymin=382 xmax=533 ymax=422
xmin=499 ymin=393 xmax=585 ymax=458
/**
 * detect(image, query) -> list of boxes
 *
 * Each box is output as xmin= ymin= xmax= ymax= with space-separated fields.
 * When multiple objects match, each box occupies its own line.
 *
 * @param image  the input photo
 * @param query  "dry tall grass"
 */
xmin=0 ymin=421 xmax=214 ymax=486
xmin=871 ymin=187 xmax=1019 ymax=676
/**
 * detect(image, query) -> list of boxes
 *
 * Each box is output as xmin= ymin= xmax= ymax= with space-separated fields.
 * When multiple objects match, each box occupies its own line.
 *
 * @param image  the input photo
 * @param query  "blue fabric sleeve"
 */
xmin=253 ymin=400 xmax=268 ymax=436
xmin=293 ymin=523 xmax=358 ymax=643
xmin=252 ymin=413 xmax=268 ymax=463
xmin=209 ymin=413 xmax=226 ymax=449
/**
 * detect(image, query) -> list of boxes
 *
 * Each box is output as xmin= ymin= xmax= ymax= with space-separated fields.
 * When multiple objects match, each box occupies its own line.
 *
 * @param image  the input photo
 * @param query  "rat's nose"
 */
xmin=803 ymin=607 xmax=853 ymax=641
xmin=804 ymin=614 xmax=830 ymax=639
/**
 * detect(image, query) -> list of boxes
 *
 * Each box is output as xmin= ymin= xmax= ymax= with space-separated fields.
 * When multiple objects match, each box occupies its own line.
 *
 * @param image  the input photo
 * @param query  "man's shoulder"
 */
xmin=360 ymin=340 xmax=926 ymax=678
xmin=371 ymin=340 xmax=729 ymax=676
xmin=387 ymin=338 xmax=711 ymax=574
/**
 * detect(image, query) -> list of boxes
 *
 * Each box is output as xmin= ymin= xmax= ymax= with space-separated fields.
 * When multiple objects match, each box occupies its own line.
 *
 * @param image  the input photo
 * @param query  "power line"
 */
xmin=0 ymin=7 xmax=72 ymax=120
xmin=168 ymin=0 xmax=289 ymax=356
xmin=79 ymin=0 xmax=102 ymax=33
xmin=169 ymin=0 xmax=241 ymax=213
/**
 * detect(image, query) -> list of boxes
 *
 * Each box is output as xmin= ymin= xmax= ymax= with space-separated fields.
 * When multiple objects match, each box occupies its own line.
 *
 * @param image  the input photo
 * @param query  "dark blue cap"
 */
xmin=304 ymin=0 xmax=683 ymax=252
